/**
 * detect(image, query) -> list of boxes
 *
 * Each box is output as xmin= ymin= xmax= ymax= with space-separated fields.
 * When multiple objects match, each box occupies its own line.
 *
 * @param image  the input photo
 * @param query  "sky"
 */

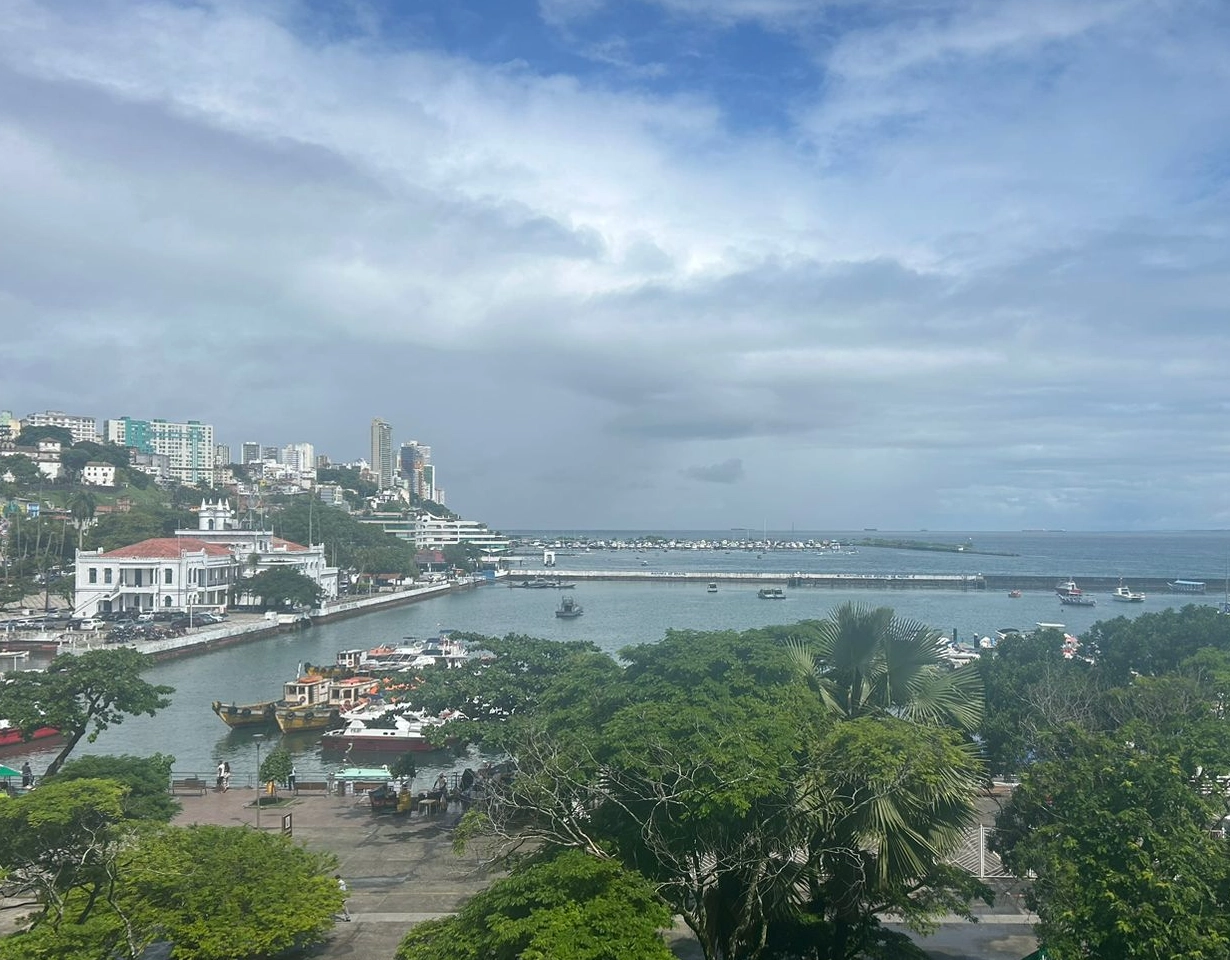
xmin=2 ymin=0 xmax=1229 ymax=532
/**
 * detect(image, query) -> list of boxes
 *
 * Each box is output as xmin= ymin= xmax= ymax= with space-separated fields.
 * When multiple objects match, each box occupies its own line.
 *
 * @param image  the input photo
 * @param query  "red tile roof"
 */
xmin=100 ymin=538 xmax=236 ymax=559
xmin=271 ymin=537 xmax=308 ymax=551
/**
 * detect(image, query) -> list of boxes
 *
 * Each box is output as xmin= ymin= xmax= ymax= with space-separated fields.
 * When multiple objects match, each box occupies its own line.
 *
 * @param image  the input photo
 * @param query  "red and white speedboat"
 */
xmin=1054 ymin=579 xmax=1083 ymax=598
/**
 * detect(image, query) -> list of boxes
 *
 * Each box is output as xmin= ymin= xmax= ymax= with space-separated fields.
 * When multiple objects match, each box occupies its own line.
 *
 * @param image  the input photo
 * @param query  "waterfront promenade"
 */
xmin=0 ymin=785 xmax=1033 ymax=960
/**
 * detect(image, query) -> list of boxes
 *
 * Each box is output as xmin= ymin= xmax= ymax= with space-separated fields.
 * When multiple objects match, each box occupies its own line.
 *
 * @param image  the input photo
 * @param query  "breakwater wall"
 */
xmin=509 ymin=571 xmax=1225 ymax=595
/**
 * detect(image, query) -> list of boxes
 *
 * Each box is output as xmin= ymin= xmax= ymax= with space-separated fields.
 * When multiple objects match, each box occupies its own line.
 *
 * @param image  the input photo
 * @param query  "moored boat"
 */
xmin=1059 ymin=594 xmax=1097 ymax=607
xmin=210 ymin=700 xmax=277 ymax=729
xmin=757 ymin=587 xmax=786 ymax=599
xmin=275 ymin=674 xmax=341 ymax=733
xmin=555 ymin=597 xmax=583 ymax=618
xmin=0 ymin=719 xmax=60 ymax=749
xmin=707 ymin=582 xmax=718 ymax=593
xmin=320 ymin=709 xmax=465 ymax=753
xmin=1008 ymin=589 xmax=1022 ymax=598
xmin=1111 ymin=581 xmax=1146 ymax=603
xmin=1055 ymin=579 xmax=1083 ymax=598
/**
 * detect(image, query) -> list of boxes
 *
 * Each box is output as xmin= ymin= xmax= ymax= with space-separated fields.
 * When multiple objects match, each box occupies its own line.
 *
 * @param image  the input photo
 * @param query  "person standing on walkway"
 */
xmin=221 ymin=761 xmax=231 ymax=792
xmin=288 ymin=765 xmax=297 ymax=793
xmin=21 ymin=761 xmax=33 ymax=788
xmin=216 ymin=760 xmax=226 ymax=792
xmin=335 ymin=875 xmax=351 ymax=921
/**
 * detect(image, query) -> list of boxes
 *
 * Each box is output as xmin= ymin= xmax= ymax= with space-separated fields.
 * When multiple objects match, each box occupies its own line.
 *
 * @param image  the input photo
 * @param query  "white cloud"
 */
xmin=1 ymin=0 xmax=1228 ymax=528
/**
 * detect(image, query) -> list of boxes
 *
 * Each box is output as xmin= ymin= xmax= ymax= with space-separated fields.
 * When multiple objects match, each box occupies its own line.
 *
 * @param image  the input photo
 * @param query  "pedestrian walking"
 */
xmin=221 ymin=761 xmax=231 ymax=792
xmin=216 ymin=760 xmax=226 ymax=792
xmin=288 ymin=765 xmax=297 ymax=792
xmin=335 ymin=875 xmax=351 ymax=921
xmin=21 ymin=761 xmax=33 ymax=789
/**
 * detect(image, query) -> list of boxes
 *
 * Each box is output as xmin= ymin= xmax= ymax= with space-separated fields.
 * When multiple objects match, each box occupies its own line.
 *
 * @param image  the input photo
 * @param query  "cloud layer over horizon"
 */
xmin=2 ymin=0 xmax=1228 ymax=531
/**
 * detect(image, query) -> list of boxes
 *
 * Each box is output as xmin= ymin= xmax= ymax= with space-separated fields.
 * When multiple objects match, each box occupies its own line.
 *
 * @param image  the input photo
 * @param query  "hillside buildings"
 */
xmin=104 ymin=417 xmax=215 ymax=484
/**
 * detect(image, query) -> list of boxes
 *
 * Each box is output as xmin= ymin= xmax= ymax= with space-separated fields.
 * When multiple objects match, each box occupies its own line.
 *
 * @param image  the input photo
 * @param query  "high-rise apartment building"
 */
xmin=104 ymin=417 xmax=215 ymax=485
xmin=241 ymin=442 xmax=262 ymax=464
xmin=370 ymin=419 xmax=394 ymax=490
xmin=24 ymin=410 xmax=98 ymax=443
xmin=215 ymin=444 xmax=232 ymax=466
xmin=261 ymin=445 xmax=279 ymax=461
xmin=399 ymin=441 xmax=435 ymax=500
xmin=280 ymin=443 xmax=315 ymax=473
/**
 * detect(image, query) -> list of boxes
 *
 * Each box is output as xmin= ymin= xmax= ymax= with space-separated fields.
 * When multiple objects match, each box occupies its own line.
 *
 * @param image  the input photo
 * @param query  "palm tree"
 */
xmin=69 ymin=490 xmax=96 ymax=551
xmin=780 ymin=603 xmax=987 ymax=957
xmin=786 ymin=601 xmax=984 ymax=731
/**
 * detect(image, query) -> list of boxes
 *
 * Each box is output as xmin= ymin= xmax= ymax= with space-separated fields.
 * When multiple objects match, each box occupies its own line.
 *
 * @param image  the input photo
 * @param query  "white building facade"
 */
xmin=74 ymin=538 xmax=241 ymax=617
xmin=23 ymin=410 xmax=98 ymax=443
xmin=81 ymin=461 xmax=117 ymax=486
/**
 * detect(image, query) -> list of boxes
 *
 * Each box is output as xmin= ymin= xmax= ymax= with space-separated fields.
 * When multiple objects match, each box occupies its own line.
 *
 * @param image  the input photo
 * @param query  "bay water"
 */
xmin=8 ymin=530 xmax=1229 ymax=786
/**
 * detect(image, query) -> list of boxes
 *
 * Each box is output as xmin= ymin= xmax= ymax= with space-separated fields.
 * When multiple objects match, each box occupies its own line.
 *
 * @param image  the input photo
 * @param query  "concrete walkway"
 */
xmin=172 ymin=786 xmax=496 ymax=959
xmin=2 ymin=785 xmax=1034 ymax=959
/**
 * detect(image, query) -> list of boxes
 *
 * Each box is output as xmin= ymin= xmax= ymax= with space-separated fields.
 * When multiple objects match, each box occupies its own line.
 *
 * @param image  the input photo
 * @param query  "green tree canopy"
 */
xmin=44 ymin=753 xmax=179 ymax=823
xmin=786 ymin=603 xmax=984 ymax=730
xmin=15 ymin=425 xmax=73 ymax=447
xmin=0 ymin=778 xmax=129 ymax=928
xmin=0 ymin=453 xmax=42 ymax=485
xmin=452 ymin=621 xmax=989 ymax=960
xmin=235 ymin=566 xmax=323 ymax=610
xmin=995 ymin=729 xmax=1230 ymax=960
xmin=0 ymin=823 xmax=343 ymax=960
xmin=272 ymin=498 xmax=417 ymax=575
xmin=0 ymin=648 xmax=174 ymax=776
xmin=396 ymin=849 xmax=675 ymax=960
xmin=258 ymin=745 xmax=294 ymax=787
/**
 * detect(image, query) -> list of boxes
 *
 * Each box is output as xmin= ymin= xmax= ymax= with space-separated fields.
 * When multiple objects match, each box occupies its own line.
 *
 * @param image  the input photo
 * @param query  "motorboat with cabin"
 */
xmin=555 ymin=596 xmax=584 ymax=618
xmin=757 ymin=587 xmax=786 ymax=599
xmin=1111 ymin=581 xmax=1146 ymax=603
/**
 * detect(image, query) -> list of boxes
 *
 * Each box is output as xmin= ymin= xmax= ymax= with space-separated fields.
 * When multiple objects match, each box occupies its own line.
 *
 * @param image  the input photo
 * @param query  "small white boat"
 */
xmin=1111 ymin=581 xmax=1146 ymax=603
xmin=707 ymin=582 xmax=718 ymax=593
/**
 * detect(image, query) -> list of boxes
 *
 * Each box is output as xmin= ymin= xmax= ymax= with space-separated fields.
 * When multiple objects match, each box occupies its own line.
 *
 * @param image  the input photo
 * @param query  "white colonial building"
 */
xmin=72 ymin=499 xmax=340 ymax=617
xmin=178 ymin=500 xmax=339 ymax=602
xmin=81 ymin=461 xmax=117 ymax=487
xmin=74 ymin=538 xmax=241 ymax=617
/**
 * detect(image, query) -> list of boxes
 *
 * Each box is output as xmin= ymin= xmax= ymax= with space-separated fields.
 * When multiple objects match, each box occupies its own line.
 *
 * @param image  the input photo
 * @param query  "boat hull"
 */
xmin=275 ymin=706 xmax=341 ymax=733
xmin=0 ymin=724 xmax=60 ymax=749
xmin=320 ymin=731 xmax=451 ymax=753
xmin=211 ymin=700 xmax=277 ymax=729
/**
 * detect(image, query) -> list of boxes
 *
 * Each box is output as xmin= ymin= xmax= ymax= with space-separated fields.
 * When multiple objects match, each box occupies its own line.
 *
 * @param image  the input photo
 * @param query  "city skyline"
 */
xmin=2 ymin=2 xmax=1229 ymax=531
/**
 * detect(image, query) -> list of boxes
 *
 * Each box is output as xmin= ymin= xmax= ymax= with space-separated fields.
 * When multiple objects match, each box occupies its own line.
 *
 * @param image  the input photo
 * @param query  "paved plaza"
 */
xmin=2 ymin=783 xmax=1036 ymax=959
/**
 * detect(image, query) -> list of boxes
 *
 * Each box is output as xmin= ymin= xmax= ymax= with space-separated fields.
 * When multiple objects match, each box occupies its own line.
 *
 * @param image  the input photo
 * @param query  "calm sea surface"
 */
xmin=8 ymin=530 xmax=1230 ymax=785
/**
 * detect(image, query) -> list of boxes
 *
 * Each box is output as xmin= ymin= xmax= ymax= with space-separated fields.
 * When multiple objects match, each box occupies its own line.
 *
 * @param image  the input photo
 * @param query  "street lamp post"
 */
xmin=253 ymin=733 xmax=265 ymax=831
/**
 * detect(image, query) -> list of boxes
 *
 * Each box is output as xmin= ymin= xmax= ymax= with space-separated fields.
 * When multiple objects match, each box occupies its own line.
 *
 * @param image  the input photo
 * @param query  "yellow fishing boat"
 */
xmin=211 ymin=699 xmax=277 ymax=729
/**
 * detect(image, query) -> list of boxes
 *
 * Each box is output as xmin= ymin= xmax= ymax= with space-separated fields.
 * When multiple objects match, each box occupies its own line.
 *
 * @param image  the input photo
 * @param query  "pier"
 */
xmin=507 ymin=571 xmax=1228 ymax=595
xmin=508 ymin=571 xmax=989 ymax=589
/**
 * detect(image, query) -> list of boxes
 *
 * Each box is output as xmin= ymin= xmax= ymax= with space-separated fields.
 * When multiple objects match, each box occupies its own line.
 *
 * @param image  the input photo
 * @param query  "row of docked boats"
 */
xmin=210 ymin=634 xmax=472 ymax=750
